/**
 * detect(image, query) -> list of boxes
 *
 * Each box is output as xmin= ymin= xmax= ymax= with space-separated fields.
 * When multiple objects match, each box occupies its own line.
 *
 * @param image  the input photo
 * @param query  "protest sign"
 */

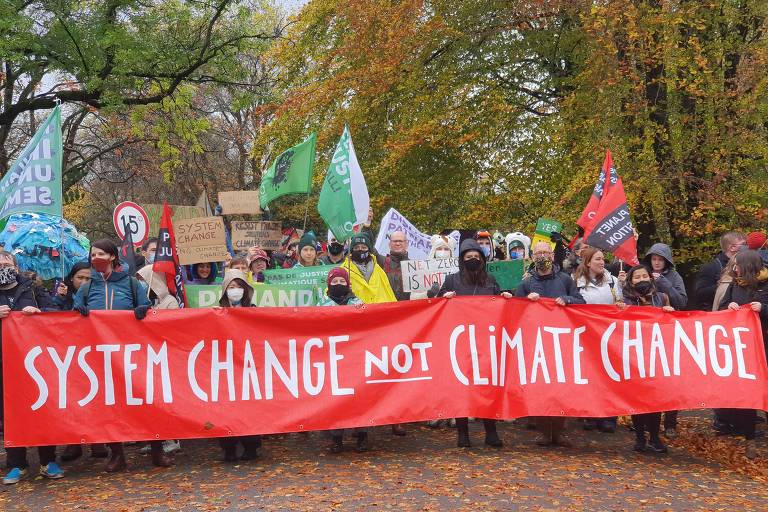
xmin=534 ymin=218 xmax=562 ymax=238
xmin=375 ymin=208 xmax=460 ymax=260
xmin=5 ymin=299 xmax=766 ymax=446
xmin=218 ymin=191 xmax=261 ymax=215
xmin=174 ymin=216 xmax=229 ymax=265
xmin=401 ymin=258 xmax=459 ymax=293
xmin=186 ymin=284 xmax=319 ymax=308
xmin=143 ymin=204 xmax=205 ymax=240
xmin=263 ymin=264 xmax=338 ymax=287
xmin=231 ymin=221 xmax=282 ymax=251
xmin=486 ymin=260 xmax=525 ymax=291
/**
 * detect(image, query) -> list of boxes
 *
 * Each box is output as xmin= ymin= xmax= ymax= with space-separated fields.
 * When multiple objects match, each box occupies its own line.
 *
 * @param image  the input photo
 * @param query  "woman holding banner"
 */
xmin=622 ymin=265 xmax=674 ymax=455
xmin=573 ymin=248 xmax=623 ymax=434
xmin=72 ymin=239 xmax=153 ymax=473
xmin=214 ymin=270 xmax=263 ymax=461
xmin=438 ymin=239 xmax=509 ymax=448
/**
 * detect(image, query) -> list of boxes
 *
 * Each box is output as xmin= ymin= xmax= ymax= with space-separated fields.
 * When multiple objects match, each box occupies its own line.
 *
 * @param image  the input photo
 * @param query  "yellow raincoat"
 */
xmin=342 ymin=257 xmax=396 ymax=304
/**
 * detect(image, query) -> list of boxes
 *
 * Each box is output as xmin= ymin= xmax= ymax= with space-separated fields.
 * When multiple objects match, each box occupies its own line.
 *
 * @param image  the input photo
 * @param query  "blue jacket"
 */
xmin=73 ymin=269 xmax=150 ymax=311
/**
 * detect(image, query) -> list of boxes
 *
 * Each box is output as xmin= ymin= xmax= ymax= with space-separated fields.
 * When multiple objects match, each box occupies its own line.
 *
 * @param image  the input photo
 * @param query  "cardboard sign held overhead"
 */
xmin=174 ymin=216 xmax=229 ymax=265
xmin=218 ymin=191 xmax=262 ymax=215
xmin=142 ymin=204 xmax=205 ymax=240
xmin=231 ymin=221 xmax=282 ymax=251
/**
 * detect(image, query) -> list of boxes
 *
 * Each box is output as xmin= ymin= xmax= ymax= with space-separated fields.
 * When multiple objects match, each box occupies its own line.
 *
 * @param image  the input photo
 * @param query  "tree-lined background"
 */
xmin=2 ymin=0 xmax=766 ymax=273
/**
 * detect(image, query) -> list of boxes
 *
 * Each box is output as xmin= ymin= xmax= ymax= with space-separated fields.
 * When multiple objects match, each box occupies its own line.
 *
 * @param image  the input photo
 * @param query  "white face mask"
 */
xmin=226 ymin=288 xmax=245 ymax=303
xmin=435 ymin=250 xmax=451 ymax=259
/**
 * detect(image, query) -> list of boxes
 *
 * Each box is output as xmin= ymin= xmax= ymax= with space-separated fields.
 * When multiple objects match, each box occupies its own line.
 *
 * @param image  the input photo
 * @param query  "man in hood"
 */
xmin=516 ymin=241 xmax=585 ymax=448
xmin=694 ymin=231 xmax=746 ymax=310
xmin=642 ymin=243 xmax=688 ymax=310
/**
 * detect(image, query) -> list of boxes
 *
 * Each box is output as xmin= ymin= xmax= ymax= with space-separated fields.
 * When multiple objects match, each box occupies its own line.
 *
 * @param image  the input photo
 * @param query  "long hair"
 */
xmin=459 ymin=251 xmax=489 ymax=287
xmin=572 ymin=248 xmax=605 ymax=286
xmin=219 ymin=278 xmax=254 ymax=307
xmin=64 ymin=261 xmax=91 ymax=297
xmin=622 ymin=265 xmax=657 ymax=303
xmin=733 ymin=250 xmax=765 ymax=289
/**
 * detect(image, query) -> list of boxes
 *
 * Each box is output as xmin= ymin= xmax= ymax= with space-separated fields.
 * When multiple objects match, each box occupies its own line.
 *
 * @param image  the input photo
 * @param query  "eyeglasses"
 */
xmin=532 ymin=251 xmax=552 ymax=256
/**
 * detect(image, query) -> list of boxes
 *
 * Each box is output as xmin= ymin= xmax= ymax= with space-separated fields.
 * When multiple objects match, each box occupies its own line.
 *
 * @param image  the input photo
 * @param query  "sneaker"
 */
xmin=427 ymin=420 xmax=441 ymax=428
xmin=138 ymin=444 xmax=152 ymax=455
xmin=40 ymin=462 xmax=64 ymax=479
xmin=3 ymin=467 xmax=27 ymax=485
xmin=162 ymin=440 xmax=181 ymax=454
xmin=535 ymin=433 xmax=552 ymax=447
xmin=664 ymin=428 xmax=677 ymax=438
xmin=330 ymin=436 xmax=344 ymax=454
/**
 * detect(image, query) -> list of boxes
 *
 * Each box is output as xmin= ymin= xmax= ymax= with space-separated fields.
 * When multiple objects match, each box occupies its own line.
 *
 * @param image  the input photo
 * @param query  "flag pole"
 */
xmin=302 ymin=192 xmax=311 ymax=232
xmin=55 ymin=99 xmax=66 ymax=281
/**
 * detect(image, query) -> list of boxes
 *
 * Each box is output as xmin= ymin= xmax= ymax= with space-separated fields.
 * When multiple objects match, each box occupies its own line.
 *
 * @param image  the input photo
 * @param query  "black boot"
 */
xmin=648 ymin=436 xmax=668 ymax=453
xmin=223 ymin=446 xmax=238 ymax=462
xmin=483 ymin=419 xmax=503 ymax=447
xmin=330 ymin=435 xmax=344 ymax=454
xmin=60 ymin=444 xmax=83 ymax=462
xmin=456 ymin=418 xmax=470 ymax=447
xmin=355 ymin=432 xmax=369 ymax=453
xmin=633 ymin=432 xmax=647 ymax=452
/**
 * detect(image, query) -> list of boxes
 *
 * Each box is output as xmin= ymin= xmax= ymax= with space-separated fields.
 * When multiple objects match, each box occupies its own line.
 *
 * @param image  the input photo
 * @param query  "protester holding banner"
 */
xmin=185 ymin=262 xmax=219 ymax=285
xmin=516 ymin=241 xmax=586 ymax=448
xmin=342 ymin=232 xmax=396 ymax=304
xmin=642 ymin=244 xmax=688 ymax=311
xmin=573 ymin=248 xmax=623 ymax=434
xmin=295 ymin=233 xmax=320 ymax=268
xmin=378 ymin=230 xmax=410 ymax=302
xmin=52 ymin=261 xmax=91 ymax=311
xmin=72 ymin=240 xmax=153 ymax=472
xmin=439 ymin=239 xmax=506 ymax=448
xmin=621 ymin=265 xmax=674 ymax=454
xmin=694 ymin=231 xmax=747 ymax=310
xmin=0 ymin=251 xmax=64 ymax=484
xmin=214 ymin=270 xmax=262 ymax=461
xmin=318 ymin=267 xmax=363 ymax=307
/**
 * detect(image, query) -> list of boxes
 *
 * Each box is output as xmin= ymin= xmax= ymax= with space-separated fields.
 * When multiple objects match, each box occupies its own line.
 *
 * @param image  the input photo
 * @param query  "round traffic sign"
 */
xmin=113 ymin=201 xmax=149 ymax=247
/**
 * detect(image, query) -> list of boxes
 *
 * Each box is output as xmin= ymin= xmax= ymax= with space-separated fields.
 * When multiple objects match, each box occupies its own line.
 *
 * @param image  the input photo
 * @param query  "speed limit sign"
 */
xmin=113 ymin=201 xmax=149 ymax=247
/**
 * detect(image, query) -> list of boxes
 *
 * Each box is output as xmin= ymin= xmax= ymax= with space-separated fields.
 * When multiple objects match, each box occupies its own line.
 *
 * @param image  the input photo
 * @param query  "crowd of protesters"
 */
xmin=0 ymin=215 xmax=767 ymax=484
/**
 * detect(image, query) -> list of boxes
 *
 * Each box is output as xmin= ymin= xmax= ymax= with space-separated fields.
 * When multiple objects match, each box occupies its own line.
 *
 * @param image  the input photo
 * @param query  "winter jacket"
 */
xmin=73 ymin=269 xmax=151 ymax=311
xmin=319 ymin=254 xmax=345 ymax=266
xmin=694 ymin=252 xmax=730 ymax=310
xmin=184 ymin=263 xmax=220 ymax=285
xmin=317 ymin=293 xmax=364 ymax=306
xmin=624 ymin=291 xmax=670 ymax=308
xmin=377 ymin=252 xmax=410 ymax=301
xmin=51 ymin=292 xmax=74 ymax=311
xmin=438 ymin=239 xmax=500 ymax=297
xmin=718 ymin=269 xmax=768 ymax=335
xmin=712 ymin=274 xmax=734 ymax=312
xmin=342 ymin=257 xmax=396 ymax=304
xmin=219 ymin=270 xmax=254 ymax=307
xmin=575 ymin=271 xmax=622 ymax=305
xmin=0 ymin=276 xmax=39 ymax=311
xmin=136 ymin=266 xmax=179 ymax=310
xmin=643 ymin=243 xmax=688 ymax=310
xmin=515 ymin=265 xmax=586 ymax=305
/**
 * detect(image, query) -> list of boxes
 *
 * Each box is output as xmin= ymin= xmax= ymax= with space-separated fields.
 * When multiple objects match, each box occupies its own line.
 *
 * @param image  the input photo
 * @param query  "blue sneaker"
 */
xmin=40 ymin=462 xmax=64 ymax=479
xmin=3 ymin=467 xmax=27 ymax=485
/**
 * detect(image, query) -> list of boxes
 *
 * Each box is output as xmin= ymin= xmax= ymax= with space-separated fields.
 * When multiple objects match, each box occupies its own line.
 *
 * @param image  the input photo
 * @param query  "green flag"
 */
xmin=317 ymin=126 xmax=370 ymax=240
xmin=0 ymin=105 xmax=63 ymax=219
xmin=259 ymin=133 xmax=317 ymax=208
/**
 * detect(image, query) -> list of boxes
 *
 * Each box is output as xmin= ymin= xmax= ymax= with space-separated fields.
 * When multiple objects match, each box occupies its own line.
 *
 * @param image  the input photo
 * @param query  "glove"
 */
xmin=134 ymin=305 xmax=151 ymax=320
xmin=74 ymin=305 xmax=89 ymax=317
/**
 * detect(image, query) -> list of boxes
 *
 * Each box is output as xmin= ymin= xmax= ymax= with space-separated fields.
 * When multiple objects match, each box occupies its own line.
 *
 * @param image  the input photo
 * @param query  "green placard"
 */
xmin=263 ymin=264 xmax=338 ymax=287
xmin=486 ymin=260 xmax=525 ymax=291
xmin=185 ymin=283 xmax=322 ymax=308
xmin=534 ymin=217 xmax=562 ymax=237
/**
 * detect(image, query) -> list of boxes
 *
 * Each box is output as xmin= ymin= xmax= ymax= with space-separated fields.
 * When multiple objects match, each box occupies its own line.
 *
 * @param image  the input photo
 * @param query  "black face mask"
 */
xmin=634 ymin=280 xmax=653 ymax=295
xmin=351 ymin=249 xmax=370 ymax=263
xmin=329 ymin=284 xmax=350 ymax=298
xmin=329 ymin=242 xmax=344 ymax=256
xmin=464 ymin=258 xmax=483 ymax=271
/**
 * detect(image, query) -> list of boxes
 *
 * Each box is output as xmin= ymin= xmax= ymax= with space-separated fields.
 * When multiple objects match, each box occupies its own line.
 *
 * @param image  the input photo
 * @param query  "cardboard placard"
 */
xmin=218 ymin=191 xmax=261 ymax=215
xmin=400 ymin=258 xmax=460 ymax=293
xmin=231 ymin=221 xmax=282 ymax=251
xmin=142 ymin=204 xmax=206 ymax=240
xmin=174 ymin=216 xmax=229 ymax=265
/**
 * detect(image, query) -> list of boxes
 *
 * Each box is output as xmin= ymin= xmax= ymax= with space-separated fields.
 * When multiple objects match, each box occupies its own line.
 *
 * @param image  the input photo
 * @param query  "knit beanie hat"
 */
xmin=298 ymin=233 xmax=317 ymax=252
xmin=350 ymin=232 xmax=372 ymax=250
xmin=327 ymin=266 xmax=350 ymax=286
xmin=746 ymin=231 xmax=767 ymax=250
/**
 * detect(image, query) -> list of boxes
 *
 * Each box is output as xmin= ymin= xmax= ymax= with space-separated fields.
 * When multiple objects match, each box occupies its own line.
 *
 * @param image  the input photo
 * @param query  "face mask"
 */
xmin=146 ymin=253 xmax=156 ymax=265
xmin=329 ymin=242 xmax=344 ymax=256
xmin=464 ymin=258 xmax=482 ymax=271
xmin=435 ymin=250 xmax=451 ymax=259
xmin=351 ymin=249 xmax=370 ymax=263
xmin=0 ymin=266 xmax=18 ymax=285
xmin=92 ymin=257 xmax=112 ymax=273
xmin=634 ymin=280 xmax=653 ymax=295
xmin=480 ymin=246 xmax=491 ymax=258
xmin=227 ymin=288 xmax=245 ymax=303
xmin=329 ymin=284 xmax=350 ymax=297
xmin=534 ymin=257 xmax=553 ymax=272
xmin=510 ymin=250 xmax=523 ymax=260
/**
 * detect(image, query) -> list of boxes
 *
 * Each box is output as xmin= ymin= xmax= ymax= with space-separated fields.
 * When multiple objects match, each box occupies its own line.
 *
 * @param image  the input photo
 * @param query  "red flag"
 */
xmin=577 ymin=150 xmax=617 ymax=233
xmin=152 ymin=203 xmax=187 ymax=307
xmin=583 ymin=158 xmax=639 ymax=265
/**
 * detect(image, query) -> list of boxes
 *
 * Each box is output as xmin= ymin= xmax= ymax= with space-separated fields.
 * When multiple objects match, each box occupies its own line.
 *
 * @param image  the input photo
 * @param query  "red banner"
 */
xmin=3 ymin=298 xmax=767 ymax=447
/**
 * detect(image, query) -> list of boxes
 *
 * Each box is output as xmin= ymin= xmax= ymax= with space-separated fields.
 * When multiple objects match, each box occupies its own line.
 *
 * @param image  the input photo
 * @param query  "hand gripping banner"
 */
xmin=3 ymin=298 xmax=767 ymax=447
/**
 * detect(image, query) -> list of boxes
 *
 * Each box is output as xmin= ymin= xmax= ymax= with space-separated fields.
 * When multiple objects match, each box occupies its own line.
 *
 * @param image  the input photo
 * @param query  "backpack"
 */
xmin=81 ymin=276 xmax=139 ymax=309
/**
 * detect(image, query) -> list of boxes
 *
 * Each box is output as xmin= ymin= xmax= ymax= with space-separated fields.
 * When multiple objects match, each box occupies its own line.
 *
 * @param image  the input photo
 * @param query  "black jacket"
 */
xmin=438 ymin=239 xmax=500 ymax=297
xmin=515 ymin=267 xmax=586 ymax=305
xmin=0 ymin=276 xmax=40 ymax=311
xmin=694 ymin=252 xmax=730 ymax=310
xmin=718 ymin=271 xmax=768 ymax=335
